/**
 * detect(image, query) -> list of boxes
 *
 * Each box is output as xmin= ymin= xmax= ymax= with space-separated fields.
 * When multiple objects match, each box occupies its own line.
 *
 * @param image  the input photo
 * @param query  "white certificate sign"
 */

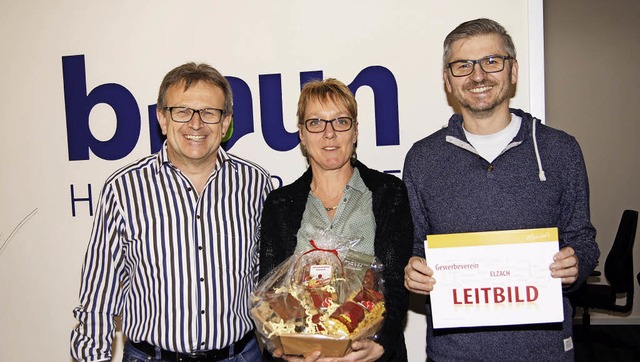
xmin=426 ymin=228 xmax=564 ymax=329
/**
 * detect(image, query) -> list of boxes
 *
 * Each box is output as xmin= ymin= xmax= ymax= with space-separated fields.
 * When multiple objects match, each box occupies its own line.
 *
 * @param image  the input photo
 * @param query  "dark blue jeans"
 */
xmin=122 ymin=338 xmax=261 ymax=362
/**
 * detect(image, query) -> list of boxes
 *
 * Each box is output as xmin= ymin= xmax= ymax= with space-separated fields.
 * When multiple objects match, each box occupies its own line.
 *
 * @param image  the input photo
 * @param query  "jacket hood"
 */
xmin=445 ymin=108 xmax=547 ymax=181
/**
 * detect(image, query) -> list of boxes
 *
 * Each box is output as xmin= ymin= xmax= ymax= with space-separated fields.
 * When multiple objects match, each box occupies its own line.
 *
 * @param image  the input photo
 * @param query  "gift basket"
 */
xmin=251 ymin=233 xmax=385 ymax=357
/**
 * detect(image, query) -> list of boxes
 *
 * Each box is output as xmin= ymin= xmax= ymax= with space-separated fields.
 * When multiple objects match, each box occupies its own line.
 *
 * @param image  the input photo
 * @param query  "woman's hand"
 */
xmin=334 ymin=338 xmax=384 ymax=362
xmin=271 ymin=339 xmax=383 ymax=362
xmin=272 ymin=348 xmax=322 ymax=362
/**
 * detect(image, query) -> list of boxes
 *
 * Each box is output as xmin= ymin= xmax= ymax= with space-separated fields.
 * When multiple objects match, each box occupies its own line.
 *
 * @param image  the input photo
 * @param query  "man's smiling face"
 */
xmin=444 ymin=33 xmax=518 ymax=117
xmin=157 ymin=80 xmax=231 ymax=171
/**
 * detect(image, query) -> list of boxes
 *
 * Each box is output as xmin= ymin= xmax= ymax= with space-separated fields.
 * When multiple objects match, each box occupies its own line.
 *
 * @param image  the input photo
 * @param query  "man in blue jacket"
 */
xmin=403 ymin=18 xmax=599 ymax=361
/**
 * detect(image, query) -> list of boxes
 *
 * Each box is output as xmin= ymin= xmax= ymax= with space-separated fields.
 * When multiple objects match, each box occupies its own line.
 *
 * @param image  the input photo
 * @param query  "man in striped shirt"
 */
xmin=71 ymin=63 xmax=273 ymax=362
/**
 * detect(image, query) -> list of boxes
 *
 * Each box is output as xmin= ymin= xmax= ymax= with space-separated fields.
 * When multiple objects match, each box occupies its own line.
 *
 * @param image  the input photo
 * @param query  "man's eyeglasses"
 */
xmin=163 ymin=107 xmax=225 ymax=124
xmin=447 ymin=55 xmax=513 ymax=77
xmin=303 ymin=117 xmax=354 ymax=133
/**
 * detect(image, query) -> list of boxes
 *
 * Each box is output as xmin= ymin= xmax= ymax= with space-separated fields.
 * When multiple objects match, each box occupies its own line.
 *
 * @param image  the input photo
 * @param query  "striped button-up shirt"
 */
xmin=71 ymin=143 xmax=272 ymax=361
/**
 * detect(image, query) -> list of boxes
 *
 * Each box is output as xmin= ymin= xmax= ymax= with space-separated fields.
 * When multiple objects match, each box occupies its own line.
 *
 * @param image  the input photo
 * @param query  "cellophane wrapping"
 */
xmin=251 ymin=233 xmax=385 ymax=357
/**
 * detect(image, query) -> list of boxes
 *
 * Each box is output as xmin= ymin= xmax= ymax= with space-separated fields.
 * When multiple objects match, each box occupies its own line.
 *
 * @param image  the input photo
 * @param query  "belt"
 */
xmin=130 ymin=332 xmax=253 ymax=361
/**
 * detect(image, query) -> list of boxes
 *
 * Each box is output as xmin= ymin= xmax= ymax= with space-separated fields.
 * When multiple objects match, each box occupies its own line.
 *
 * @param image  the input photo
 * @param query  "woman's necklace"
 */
xmin=324 ymin=204 xmax=339 ymax=211
xmin=311 ymin=181 xmax=344 ymax=213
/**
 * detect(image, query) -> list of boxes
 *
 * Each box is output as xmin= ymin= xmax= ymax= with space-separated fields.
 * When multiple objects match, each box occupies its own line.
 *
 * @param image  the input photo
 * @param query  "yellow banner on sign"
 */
xmin=427 ymin=227 xmax=558 ymax=248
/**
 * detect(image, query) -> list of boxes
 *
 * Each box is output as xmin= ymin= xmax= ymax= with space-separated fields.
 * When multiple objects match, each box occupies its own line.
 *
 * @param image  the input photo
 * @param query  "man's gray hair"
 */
xmin=443 ymin=18 xmax=516 ymax=67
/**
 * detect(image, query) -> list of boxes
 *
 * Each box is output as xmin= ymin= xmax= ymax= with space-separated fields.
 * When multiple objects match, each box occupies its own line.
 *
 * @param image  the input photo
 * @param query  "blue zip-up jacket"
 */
xmin=403 ymin=108 xmax=599 ymax=361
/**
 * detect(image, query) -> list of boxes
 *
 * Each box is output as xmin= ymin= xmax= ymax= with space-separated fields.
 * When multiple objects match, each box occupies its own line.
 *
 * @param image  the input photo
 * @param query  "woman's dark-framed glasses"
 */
xmin=164 ymin=106 xmax=225 ymax=124
xmin=304 ymin=117 xmax=354 ymax=133
xmin=447 ymin=55 xmax=513 ymax=77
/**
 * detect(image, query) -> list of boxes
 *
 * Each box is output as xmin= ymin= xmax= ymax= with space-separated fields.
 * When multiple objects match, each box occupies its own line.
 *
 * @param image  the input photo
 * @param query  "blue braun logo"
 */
xmin=62 ymin=55 xmax=401 ymax=161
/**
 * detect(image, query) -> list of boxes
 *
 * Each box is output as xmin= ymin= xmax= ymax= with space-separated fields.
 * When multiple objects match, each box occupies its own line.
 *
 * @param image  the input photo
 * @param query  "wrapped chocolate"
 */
xmin=251 ymin=234 xmax=385 ymax=357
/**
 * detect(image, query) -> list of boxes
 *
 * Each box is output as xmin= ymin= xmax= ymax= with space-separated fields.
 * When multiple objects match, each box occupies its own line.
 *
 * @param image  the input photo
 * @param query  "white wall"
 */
xmin=0 ymin=1 xmax=540 ymax=361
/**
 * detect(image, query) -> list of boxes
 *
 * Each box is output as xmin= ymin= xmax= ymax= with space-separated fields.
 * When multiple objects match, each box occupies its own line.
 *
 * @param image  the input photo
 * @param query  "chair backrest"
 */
xmin=604 ymin=209 xmax=639 ymax=294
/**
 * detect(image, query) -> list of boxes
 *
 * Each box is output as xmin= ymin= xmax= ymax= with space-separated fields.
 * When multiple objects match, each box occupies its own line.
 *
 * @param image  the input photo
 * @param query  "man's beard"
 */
xmin=460 ymin=80 xmax=509 ymax=118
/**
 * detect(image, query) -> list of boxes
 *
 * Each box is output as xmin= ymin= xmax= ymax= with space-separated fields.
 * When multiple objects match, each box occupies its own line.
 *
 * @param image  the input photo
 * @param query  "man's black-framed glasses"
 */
xmin=447 ymin=55 xmax=513 ymax=77
xmin=164 ymin=107 xmax=225 ymax=124
xmin=304 ymin=117 xmax=354 ymax=133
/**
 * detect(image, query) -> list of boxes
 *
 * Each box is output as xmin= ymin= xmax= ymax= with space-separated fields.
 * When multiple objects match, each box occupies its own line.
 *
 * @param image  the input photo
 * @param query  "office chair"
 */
xmin=570 ymin=209 xmax=638 ymax=327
